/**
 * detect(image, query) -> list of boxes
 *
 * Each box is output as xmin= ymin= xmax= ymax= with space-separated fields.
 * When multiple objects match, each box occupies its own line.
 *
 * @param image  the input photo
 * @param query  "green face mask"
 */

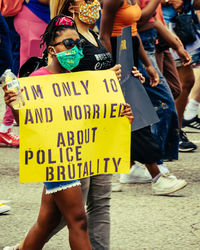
xmin=55 ymin=46 xmax=84 ymax=71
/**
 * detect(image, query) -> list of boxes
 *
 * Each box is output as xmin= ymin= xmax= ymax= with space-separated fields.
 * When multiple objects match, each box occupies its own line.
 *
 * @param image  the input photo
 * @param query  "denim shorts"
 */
xmin=44 ymin=180 xmax=81 ymax=194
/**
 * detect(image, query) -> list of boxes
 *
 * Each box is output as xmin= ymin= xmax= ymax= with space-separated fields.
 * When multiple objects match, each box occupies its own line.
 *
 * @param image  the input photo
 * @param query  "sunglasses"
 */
xmin=51 ymin=38 xmax=85 ymax=50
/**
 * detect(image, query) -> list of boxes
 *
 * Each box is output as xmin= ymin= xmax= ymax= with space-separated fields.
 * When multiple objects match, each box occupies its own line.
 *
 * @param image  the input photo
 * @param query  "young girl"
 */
xmin=3 ymin=14 xmax=133 ymax=250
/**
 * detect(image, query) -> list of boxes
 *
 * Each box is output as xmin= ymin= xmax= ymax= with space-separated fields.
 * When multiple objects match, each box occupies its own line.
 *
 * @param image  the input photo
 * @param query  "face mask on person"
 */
xmin=54 ymin=45 xmax=84 ymax=71
xmin=78 ymin=0 xmax=100 ymax=25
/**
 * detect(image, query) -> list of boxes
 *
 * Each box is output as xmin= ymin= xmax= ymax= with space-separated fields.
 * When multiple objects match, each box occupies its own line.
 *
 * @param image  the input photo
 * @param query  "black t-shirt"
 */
xmin=73 ymin=29 xmax=113 ymax=72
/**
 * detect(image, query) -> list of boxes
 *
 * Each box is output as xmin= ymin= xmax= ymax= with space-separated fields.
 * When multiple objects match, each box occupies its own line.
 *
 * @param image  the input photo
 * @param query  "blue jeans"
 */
xmin=0 ymin=14 xmax=20 ymax=76
xmin=0 ymin=14 xmax=12 ymax=75
xmin=138 ymin=28 xmax=179 ymax=164
xmin=5 ymin=17 xmax=20 ymax=75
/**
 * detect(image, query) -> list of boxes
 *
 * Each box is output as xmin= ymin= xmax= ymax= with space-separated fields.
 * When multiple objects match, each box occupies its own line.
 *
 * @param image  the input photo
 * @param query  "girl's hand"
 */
xmin=2 ymin=85 xmax=18 ymax=108
xmin=132 ymin=66 xmax=145 ymax=83
xmin=121 ymin=103 xmax=134 ymax=124
xmin=145 ymin=65 xmax=159 ymax=87
xmin=110 ymin=64 xmax=122 ymax=81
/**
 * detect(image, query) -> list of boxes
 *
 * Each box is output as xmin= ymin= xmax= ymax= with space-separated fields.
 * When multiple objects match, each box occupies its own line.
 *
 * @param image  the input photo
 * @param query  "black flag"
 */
xmin=116 ymin=26 xmax=159 ymax=131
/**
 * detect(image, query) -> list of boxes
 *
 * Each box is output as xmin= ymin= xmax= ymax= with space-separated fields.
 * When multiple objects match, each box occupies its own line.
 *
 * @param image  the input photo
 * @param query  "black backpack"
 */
xmin=19 ymin=49 xmax=48 ymax=77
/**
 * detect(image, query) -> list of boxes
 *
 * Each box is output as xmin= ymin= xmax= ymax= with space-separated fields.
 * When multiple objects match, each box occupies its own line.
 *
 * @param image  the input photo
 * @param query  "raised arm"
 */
xmin=100 ymin=0 xmax=122 ymax=54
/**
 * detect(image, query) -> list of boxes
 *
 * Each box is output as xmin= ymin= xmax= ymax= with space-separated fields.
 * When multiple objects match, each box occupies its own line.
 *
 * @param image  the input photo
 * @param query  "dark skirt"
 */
xmin=131 ymin=126 xmax=162 ymax=164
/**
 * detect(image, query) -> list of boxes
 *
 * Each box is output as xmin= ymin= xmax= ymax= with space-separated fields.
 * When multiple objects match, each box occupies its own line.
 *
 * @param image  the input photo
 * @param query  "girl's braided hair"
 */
xmin=40 ymin=14 xmax=77 ymax=48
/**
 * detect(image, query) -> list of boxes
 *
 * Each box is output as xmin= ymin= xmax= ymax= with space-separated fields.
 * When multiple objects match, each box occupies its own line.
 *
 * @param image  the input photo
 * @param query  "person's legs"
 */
xmin=86 ymin=174 xmax=112 ymax=250
xmin=176 ymin=65 xmax=195 ymax=128
xmin=5 ymin=17 xmax=20 ymax=75
xmin=145 ymin=163 xmax=160 ymax=178
xmin=41 ymin=177 xmax=90 ymax=243
xmin=41 ymin=176 xmax=111 ymax=250
xmin=22 ymin=187 xmax=62 ymax=250
xmin=138 ymin=29 xmax=179 ymax=163
xmin=11 ymin=179 xmax=90 ymax=250
xmin=144 ymin=56 xmax=179 ymax=162
xmin=1 ymin=106 xmax=15 ymax=129
xmin=120 ymin=127 xmax=162 ymax=184
xmin=52 ymin=186 xmax=91 ymax=250
xmin=0 ymin=13 xmax=12 ymax=75
xmin=0 ymin=106 xmax=19 ymax=147
xmin=183 ymin=66 xmax=200 ymax=129
xmin=155 ymin=48 xmax=182 ymax=100
xmin=22 ymin=184 xmax=91 ymax=250
xmin=0 ymin=14 xmax=19 ymax=147
xmin=174 ymin=65 xmax=198 ymax=151
xmin=10 ymin=179 xmax=90 ymax=250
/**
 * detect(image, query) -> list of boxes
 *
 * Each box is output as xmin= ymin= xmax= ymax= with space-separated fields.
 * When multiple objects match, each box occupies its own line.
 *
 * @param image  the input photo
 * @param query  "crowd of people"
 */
xmin=1 ymin=0 xmax=200 ymax=249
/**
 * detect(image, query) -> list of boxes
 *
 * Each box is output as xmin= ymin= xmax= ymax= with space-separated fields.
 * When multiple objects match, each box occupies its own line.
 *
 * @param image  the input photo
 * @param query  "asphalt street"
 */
xmin=0 ymin=88 xmax=200 ymax=250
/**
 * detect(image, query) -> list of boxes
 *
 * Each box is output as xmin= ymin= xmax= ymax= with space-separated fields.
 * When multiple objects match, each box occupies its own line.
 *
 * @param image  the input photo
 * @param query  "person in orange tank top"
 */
xmin=100 ymin=0 xmax=187 ymax=195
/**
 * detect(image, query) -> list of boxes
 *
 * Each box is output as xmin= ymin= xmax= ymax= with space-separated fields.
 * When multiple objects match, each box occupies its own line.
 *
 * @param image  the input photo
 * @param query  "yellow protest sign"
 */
xmin=19 ymin=70 xmax=130 ymax=182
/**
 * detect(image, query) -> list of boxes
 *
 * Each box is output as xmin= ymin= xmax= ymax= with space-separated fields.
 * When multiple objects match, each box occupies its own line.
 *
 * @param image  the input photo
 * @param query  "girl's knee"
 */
xmin=68 ymin=210 xmax=88 ymax=231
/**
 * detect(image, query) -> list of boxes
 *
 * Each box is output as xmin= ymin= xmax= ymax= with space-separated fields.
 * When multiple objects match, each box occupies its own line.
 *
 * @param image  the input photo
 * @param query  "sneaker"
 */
xmin=157 ymin=164 xmax=170 ymax=174
xmin=120 ymin=163 xmax=152 ymax=184
xmin=182 ymin=115 xmax=200 ymax=132
xmin=179 ymin=130 xmax=197 ymax=152
xmin=152 ymin=174 xmax=187 ymax=195
xmin=0 ymin=128 xmax=19 ymax=147
xmin=0 ymin=203 xmax=11 ymax=214
xmin=112 ymin=183 xmax=122 ymax=192
xmin=3 ymin=244 xmax=19 ymax=250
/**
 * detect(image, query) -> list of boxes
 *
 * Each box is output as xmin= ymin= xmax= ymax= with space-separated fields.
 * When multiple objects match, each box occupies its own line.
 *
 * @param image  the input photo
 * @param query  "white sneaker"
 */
xmin=112 ymin=183 xmax=122 ymax=192
xmin=120 ymin=164 xmax=152 ymax=184
xmin=3 ymin=244 xmax=19 ymax=250
xmin=157 ymin=164 xmax=170 ymax=174
xmin=0 ymin=203 xmax=10 ymax=214
xmin=152 ymin=174 xmax=187 ymax=195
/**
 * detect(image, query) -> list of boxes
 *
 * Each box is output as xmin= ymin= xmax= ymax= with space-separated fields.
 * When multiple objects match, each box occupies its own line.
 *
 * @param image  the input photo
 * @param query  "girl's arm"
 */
xmin=3 ymin=85 xmax=19 ymax=125
xmin=100 ymin=0 xmax=122 ymax=54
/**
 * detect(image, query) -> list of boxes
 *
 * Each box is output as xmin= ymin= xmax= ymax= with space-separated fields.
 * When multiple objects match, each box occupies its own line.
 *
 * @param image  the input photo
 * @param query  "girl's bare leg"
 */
xmin=52 ymin=186 xmax=92 ymax=250
xmin=21 ymin=184 xmax=91 ymax=250
xmin=22 ymin=187 xmax=62 ymax=250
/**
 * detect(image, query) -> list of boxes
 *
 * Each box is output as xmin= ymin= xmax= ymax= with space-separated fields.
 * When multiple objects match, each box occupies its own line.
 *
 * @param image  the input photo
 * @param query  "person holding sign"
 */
xmin=100 ymin=0 xmax=187 ymax=193
xmin=3 ymin=1 xmax=137 ymax=249
xmin=4 ymin=15 xmax=92 ymax=250
xmin=3 ymin=14 xmax=134 ymax=250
